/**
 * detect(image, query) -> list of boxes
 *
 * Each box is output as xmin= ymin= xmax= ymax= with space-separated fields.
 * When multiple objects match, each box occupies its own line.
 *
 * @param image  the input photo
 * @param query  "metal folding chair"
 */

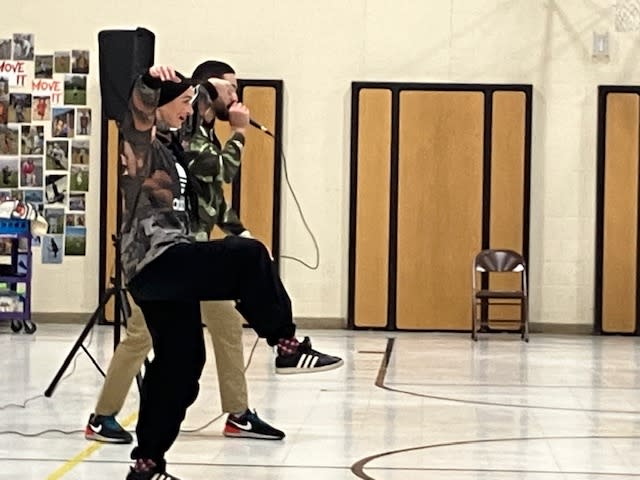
xmin=471 ymin=249 xmax=529 ymax=342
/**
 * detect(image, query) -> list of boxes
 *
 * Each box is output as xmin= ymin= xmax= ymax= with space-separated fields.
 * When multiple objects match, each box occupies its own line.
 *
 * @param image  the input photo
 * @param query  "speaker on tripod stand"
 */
xmin=44 ymin=27 xmax=155 ymax=397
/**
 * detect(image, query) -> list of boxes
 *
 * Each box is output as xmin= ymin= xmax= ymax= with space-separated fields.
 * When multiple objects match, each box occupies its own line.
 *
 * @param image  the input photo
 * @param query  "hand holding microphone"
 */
xmin=228 ymin=102 xmax=250 ymax=134
xmin=198 ymin=79 xmax=274 ymax=137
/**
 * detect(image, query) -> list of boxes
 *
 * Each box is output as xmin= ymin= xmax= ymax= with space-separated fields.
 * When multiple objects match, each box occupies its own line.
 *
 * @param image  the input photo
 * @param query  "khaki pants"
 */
xmin=95 ymin=300 xmax=249 ymax=416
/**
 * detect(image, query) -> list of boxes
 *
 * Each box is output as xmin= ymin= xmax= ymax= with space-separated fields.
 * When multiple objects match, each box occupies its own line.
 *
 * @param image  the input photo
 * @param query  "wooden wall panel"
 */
xmin=602 ymin=93 xmax=639 ymax=333
xmin=353 ymin=89 xmax=392 ymax=328
xmin=488 ymin=91 xmax=526 ymax=324
xmin=235 ymin=86 xmax=276 ymax=250
xmin=396 ymin=91 xmax=484 ymax=330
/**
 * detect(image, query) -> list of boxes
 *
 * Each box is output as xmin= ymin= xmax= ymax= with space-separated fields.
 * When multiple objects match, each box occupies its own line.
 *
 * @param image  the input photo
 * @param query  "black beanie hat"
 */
xmin=158 ymin=71 xmax=193 ymax=107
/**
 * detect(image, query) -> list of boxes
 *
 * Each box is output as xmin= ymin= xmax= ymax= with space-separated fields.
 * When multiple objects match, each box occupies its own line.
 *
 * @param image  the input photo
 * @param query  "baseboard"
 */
xmin=29 ymin=313 xmax=592 ymax=334
xmin=529 ymin=322 xmax=594 ymax=334
xmin=31 ymin=312 xmax=348 ymax=329
xmin=290 ymin=317 xmax=347 ymax=329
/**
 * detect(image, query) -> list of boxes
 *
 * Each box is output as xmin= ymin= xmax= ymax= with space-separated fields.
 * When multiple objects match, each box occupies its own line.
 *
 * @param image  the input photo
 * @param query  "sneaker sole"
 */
xmin=275 ymin=359 xmax=344 ymax=375
xmin=85 ymin=431 xmax=132 ymax=444
xmin=223 ymin=430 xmax=285 ymax=440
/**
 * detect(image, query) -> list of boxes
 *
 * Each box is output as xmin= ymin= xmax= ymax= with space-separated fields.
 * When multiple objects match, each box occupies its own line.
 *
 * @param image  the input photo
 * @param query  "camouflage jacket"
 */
xmin=119 ymin=74 xmax=193 ymax=283
xmin=186 ymin=124 xmax=247 ymax=240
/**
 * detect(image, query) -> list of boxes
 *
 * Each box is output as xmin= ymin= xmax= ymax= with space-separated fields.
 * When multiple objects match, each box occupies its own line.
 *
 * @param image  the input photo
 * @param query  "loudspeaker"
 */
xmin=98 ymin=28 xmax=155 ymax=122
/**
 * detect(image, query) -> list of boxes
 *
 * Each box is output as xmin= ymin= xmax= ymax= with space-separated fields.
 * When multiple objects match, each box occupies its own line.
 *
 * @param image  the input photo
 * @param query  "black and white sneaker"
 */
xmin=126 ymin=459 xmax=179 ymax=479
xmin=126 ymin=469 xmax=180 ymax=480
xmin=223 ymin=409 xmax=285 ymax=440
xmin=275 ymin=336 xmax=343 ymax=374
xmin=85 ymin=413 xmax=133 ymax=444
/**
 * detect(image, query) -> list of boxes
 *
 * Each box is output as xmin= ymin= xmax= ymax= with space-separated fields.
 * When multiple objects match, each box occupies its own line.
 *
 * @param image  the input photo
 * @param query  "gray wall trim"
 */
xmin=30 ymin=313 xmax=593 ymax=335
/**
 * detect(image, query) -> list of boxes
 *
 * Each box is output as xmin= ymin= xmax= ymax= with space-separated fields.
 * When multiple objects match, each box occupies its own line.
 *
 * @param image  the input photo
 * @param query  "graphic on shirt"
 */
xmin=173 ymin=162 xmax=187 ymax=212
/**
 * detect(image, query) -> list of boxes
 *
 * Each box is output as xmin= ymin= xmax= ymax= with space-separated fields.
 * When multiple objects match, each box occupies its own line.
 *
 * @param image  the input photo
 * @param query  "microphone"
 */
xmin=249 ymin=118 xmax=274 ymax=137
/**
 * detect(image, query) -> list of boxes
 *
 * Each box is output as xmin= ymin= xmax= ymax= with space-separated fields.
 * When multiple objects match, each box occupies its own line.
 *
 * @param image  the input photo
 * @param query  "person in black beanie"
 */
xmin=122 ymin=66 xmax=343 ymax=480
xmin=121 ymin=66 xmax=200 ymax=480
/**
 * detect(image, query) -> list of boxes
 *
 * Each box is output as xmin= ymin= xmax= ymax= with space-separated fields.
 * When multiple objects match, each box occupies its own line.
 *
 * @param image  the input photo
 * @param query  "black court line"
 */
xmin=357 ymin=464 xmax=640 ymax=478
xmin=350 ymin=338 xmax=640 ymax=478
xmin=375 ymin=338 xmax=640 ymax=415
xmin=351 ymin=435 xmax=640 ymax=479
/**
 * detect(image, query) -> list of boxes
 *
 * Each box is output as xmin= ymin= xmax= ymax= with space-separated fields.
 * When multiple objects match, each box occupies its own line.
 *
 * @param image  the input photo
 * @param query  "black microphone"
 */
xmin=249 ymin=118 xmax=274 ymax=137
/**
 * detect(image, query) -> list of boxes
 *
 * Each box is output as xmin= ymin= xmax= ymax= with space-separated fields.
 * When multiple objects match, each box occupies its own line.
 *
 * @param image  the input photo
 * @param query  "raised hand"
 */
xmin=148 ymin=65 xmax=181 ymax=82
xmin=228 ymin=102 xmax=250 ymax=131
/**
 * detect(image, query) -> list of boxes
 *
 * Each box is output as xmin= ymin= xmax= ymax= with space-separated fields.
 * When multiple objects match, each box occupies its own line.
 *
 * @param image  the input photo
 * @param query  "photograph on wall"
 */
xmin=0 ymin=157 xmax=19 ymax=188
xmin=64 ymin=226 xmax=86 ymax=256
xmin=0 ymin=100 xmax=7 ymax=125
xmin=44 ymin=207 xmax=64 ymax=234
xmin=65 ymin=213 xmax=85 ymax=227
xmin=24 ymin=189 xmax=44 ymax=226
xmin=70 ymin=164 xmax=89 ymax=192
xmin=45 ymin=140 xmax=68 ymax=170
xmin=51 ymin=107 xmax=74 ymax=138
xmin=20 ymin=156 xmax=43 ymax=188
xmin=0 ymin=189 xmax=10 ymax=201
xmin=23 ymin=188 xmax=43 ymax=205
xmin=76 ymin=108 xmax=91 ymax=136
xmin=53 ymin=51 xmax=70 ymax=73
xmin=0 ymin=77 xmax=8 ymax=102
xmin=21 ymin=125 xmax=44 ymax=155
xmin=71 ymin=50 xmax=89 ymax=74
xmin=31 ymin=96 xmax=51 ymax=122
xmin=71 ymin=140 xmax=89 ymax=164
xmin=0 ymin=39 xmax=11 ymax=60
xmin=68 ymin=192 xmax=85 ymax=211
xmin=0 ymin=238 xmax=13 ymax=255
xmin=8 ymin=94 xmax=31 ymax=123
xmin=64 ymin=75 xmax=86 ymax=106
xmin=0 ymin=125 xmax=18 ymax=155
xmin=35 ymin=55 xmax=53 ymax=79
xmin=10 ymin=188 xmax=22 ymax=200
xmin=42 ymin=234 xmax=63 ymax=264
xmin=44 ymin=174 xmax=67 ymax=207
xmin=12 ymin=34 xmax=34 ymax=61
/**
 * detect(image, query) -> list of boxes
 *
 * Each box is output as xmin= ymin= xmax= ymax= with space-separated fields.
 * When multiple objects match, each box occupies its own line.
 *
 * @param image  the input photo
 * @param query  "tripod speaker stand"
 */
xmin=44 ymin=234 xmax=132 ymax=397
xmin=44 ymin=28 xmax=155 ymax=398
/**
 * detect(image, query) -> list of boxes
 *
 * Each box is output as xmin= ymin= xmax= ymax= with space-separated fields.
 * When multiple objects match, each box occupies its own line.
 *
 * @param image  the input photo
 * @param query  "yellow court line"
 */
xmin=46 ymin=412 xmax=138 ymax=480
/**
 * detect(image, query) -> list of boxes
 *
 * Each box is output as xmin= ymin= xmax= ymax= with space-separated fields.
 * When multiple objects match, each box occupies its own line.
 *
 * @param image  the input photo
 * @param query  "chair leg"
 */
xmin=521 ymin=296 xmax=529 ymax=342
xmin=471 ymin=296 xmax=477 ymax=341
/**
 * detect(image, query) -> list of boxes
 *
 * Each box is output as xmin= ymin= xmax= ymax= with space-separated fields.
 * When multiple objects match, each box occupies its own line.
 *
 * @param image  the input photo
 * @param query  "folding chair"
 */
xmin=471 ymin=249 xmax=529 ymax=342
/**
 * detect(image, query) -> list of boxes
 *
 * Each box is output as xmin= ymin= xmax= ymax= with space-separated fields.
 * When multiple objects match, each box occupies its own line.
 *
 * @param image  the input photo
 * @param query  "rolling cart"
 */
xmin=0 ymin=218 xmax=34 ymax=334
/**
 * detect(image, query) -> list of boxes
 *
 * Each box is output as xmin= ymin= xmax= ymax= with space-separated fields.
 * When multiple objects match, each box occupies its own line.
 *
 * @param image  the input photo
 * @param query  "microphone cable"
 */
xmin=250 ymin=120 xmax=320 ymax=271
xmin=0 ymin=328 xmax=96 ymax=437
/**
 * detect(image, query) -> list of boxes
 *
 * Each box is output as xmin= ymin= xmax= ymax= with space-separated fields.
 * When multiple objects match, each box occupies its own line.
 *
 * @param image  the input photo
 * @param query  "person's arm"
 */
xmin=218 ymin=130 xmax=245 ymax=183
xmin=194 ymin=80 xmax=248 ymax=183
xmin=120 ymin=65 xmax=180 ymax=220
xmin=189 ymin=127 xmax=245 ymax=184
xmin=187 ymin=126 xmax=224 ymax=182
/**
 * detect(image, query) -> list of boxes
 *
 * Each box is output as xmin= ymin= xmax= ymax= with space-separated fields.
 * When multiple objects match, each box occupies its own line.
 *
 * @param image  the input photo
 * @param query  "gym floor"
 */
xmin=1 ymin=323 xmax=639 ymax=479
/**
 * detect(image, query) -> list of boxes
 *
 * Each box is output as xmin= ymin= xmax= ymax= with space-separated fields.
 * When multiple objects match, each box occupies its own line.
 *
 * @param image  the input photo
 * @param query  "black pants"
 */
xmin=133 ymin=300 xmax=204 ymax=466
xmin=129 ymin=237 xmax=296 ymax=344
xmin=127 ymin=236 xmax=297 ymax=465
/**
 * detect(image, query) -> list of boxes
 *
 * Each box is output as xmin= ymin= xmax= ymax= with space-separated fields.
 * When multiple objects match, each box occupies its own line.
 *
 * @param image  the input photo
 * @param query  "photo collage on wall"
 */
xmin=0 ymin=34 xmax=90 ymax=263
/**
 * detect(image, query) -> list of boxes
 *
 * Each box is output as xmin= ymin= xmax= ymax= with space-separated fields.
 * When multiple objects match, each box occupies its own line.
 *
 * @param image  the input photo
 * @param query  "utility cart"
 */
xmin=0 ymin=218 xmax=34 ymax=334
